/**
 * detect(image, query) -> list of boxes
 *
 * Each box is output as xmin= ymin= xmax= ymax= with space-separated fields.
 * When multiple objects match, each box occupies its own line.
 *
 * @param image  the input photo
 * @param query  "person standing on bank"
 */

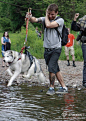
xmin=65 ymin=28 xmax=76 ymax=67
xmin=71 ymin=13 xmax=86 ymax=88
xmin=26 ymin=4 xmax=68 ymax=95
xmin=1 ymin=31 xmax=11 ymax=67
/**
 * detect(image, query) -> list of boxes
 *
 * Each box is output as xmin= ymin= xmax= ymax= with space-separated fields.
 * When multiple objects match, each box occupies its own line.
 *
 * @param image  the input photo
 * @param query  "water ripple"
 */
xmin=0 ymin=83 xmax=86 ymax=120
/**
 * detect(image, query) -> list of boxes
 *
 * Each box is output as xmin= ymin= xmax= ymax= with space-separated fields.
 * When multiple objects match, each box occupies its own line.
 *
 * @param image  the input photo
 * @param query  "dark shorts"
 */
xmin=44 ymin=48 xmax=62 ymax=74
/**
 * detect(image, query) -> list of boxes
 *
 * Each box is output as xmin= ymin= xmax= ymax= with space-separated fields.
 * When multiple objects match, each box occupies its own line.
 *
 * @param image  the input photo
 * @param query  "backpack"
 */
xmin=4 ymin=42 xmax=11 ymax=51
xmin=55 ymin=16 xmax=69 ymax=46
xmin=43 ymin=16 xmax=69 ymax=46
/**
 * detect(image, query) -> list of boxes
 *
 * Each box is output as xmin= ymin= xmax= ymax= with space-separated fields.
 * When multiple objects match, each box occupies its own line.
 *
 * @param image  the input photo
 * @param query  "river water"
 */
xmin=0 ymin=82 xmax=86 ymax=121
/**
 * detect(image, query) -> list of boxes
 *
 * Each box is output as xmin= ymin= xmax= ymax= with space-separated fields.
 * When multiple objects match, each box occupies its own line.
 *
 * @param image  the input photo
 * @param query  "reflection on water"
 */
xmin=0 ymin=82 xmax=86 ymax=121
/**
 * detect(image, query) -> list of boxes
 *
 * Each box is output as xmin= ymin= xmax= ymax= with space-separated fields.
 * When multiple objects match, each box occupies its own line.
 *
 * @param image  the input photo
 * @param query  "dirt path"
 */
xmin=0 ymin=58 xmax=83 ymax=87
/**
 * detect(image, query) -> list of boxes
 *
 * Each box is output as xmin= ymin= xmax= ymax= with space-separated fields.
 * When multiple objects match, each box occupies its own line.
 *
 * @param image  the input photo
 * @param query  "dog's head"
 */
xmin=2 ymin=50 xmax=18 ymax=63
xmin=2 ymin=50 xmax=16 ymax=63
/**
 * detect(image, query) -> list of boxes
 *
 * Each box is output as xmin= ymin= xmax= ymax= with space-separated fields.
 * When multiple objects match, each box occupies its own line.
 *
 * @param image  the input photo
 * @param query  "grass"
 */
xmin=0 ymin=23 xmax=83 ymax=61
xmin=0 ymin=24 xmax=44 ymax=58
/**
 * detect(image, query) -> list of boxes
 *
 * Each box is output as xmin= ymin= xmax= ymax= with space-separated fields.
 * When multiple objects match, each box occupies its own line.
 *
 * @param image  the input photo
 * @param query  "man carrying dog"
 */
xmin=26 ymin=4 xmax=68 ymax=95
xmin=71 ymin=13 xmax=86 ymax=88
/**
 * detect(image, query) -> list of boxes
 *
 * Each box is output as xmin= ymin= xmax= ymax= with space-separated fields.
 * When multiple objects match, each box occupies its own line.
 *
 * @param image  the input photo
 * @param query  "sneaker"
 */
xmin=46 ymin=88 xmax=55 ymax=96
xmin=55 ymin=87 xmax=68 ymax=94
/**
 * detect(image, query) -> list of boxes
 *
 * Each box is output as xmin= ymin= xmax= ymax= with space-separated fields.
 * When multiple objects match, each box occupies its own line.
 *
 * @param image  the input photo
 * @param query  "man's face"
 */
xmin=47 ymin=10 xmax=58 ymax=20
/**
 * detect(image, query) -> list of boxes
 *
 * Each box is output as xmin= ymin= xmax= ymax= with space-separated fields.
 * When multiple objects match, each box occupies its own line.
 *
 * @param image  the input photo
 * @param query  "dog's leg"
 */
xmin=6 ymin=68 xmax=13 ymax=76
xmin=37 ymin=72 xmax=46 ymax=83
xmin=23 ymin=63 xmax=35 ymax=78
xmin=7 ymin=71 xmax=20 ymax=86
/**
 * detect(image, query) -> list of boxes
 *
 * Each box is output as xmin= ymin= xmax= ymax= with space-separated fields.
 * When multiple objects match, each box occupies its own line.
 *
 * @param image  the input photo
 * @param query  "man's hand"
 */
xmin=25 ymin=12 xmax=32 ymax=20
xmin=74 ymin=13 xmax=79 ymax=21
xmin=46 ymin=9 xmax=49 ymax=18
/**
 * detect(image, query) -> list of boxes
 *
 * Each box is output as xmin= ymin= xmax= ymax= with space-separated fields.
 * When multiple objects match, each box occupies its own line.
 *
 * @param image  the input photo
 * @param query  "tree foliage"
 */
xmin=0 ymin=0 xmax=86 ymax=32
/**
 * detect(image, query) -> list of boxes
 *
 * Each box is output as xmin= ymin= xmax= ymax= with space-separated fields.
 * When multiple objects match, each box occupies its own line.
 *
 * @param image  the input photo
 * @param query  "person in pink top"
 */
xmin=65 ymin=28 xmax=76 ymax=67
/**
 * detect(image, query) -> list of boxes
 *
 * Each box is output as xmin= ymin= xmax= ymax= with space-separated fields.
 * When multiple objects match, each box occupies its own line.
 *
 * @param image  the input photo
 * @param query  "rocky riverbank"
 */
xmin=0 ymin=58 xmax=83 ymax=87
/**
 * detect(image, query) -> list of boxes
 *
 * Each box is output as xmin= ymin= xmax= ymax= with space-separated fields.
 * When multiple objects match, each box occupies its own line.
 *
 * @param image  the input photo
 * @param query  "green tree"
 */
xmin=0 ymin=0 xmax=86 ymax=32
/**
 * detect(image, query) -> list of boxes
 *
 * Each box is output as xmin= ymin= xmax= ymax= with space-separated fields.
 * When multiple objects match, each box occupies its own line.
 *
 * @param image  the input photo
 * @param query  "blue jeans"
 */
xmin=81 ymin=43 xmax=86 ymax=84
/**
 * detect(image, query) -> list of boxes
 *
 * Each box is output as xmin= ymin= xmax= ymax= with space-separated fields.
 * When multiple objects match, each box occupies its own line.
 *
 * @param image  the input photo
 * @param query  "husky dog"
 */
xmin=2 ymin=50 xmax=46 ymax=86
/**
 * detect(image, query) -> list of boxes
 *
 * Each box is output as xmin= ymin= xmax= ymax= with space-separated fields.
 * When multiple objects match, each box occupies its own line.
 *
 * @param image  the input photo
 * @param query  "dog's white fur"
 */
xmin=3 ymin=50 xmax=46 ymax=86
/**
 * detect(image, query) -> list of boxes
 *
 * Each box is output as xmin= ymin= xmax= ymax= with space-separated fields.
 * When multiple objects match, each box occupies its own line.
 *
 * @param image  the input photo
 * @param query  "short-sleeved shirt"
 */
xmin=40 ymin=17 xmax=64 ymax=49
xmin=65 ymin=34 xmax=75 ymax=47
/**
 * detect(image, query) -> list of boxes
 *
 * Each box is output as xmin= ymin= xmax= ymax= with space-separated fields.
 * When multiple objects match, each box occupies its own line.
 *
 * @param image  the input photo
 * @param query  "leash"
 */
xmin=25 ymin=8 xmax=32 ymax=45
xmin=20 ymin=8 xmax=32 ymax=54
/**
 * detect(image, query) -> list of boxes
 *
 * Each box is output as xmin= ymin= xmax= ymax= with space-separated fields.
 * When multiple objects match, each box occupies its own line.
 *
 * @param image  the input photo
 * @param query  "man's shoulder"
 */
xmin=40 ymin=17 xmax=45 ymax=24
xmin=40 ymin=17 xmax=45 ymax=21
xmin=55 ymin=16 xmax=64 ymax=21
xmin=55 ymin=16 xmax=64 ymax=25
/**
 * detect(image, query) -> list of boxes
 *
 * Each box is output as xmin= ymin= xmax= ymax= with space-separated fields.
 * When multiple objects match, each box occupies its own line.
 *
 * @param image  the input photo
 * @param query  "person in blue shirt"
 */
xmin=1 ymin=31 xmax=11 ymax=67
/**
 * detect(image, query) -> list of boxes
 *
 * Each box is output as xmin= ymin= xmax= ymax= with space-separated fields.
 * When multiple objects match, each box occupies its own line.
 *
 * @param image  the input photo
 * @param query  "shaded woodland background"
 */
xmin=0 ymin=0 xmax=86 ymax=32
xmin=0 ymin=0 xmax=85 ymax=60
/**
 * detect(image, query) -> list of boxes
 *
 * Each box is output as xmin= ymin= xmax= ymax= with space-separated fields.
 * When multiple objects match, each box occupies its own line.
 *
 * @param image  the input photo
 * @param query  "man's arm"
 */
xmin=45 ymin=17 xmax=59 ymax=28
xmin=30 ymin=17 xmax=42 ymax=23
xmin=26 ymin=12 xmax=42 ymax=23
xmin=73 ymin=39 xmax=74 ymax=46
xmin=45 ymin=10 xmax=59 ymax=28
xmin=71 ymin=13 xmax=80 ymax=31
xmin=73 ymin=34 xmax=75 ymax=46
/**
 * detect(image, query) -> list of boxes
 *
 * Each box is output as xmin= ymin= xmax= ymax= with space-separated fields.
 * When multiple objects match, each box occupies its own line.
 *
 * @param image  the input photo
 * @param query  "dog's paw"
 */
xmin=7 ymin=83 xmax=12 ymax=87
xmin=22 ymin=75 xmax=27 ymax=78
xmin=22 ymin=74 xmax=31 ymax=78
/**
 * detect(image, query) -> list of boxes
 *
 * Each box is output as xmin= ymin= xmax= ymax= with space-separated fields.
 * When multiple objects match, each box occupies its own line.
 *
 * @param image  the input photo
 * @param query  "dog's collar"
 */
xmin=18 ymin=58 xmax=21 ymax=60
xmin=8 ymin=57 xmax=21 ymax=65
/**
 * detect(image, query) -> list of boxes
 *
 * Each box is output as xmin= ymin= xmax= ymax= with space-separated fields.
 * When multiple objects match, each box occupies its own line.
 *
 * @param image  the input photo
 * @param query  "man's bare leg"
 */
xmin=49 ymin=72 xmax=55 ymax=88
xmin=46 ymin=72 xmax=55 ymax=95
xmin=56 ymin=71 xmax=66 ymax=87
xmin=55 ymin=71 xmax=68 ymax=93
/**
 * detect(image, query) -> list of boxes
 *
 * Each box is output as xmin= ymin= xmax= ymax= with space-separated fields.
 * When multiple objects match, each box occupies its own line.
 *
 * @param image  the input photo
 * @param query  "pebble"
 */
xmin=0 ymin=58 xmax=83 ymax=88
